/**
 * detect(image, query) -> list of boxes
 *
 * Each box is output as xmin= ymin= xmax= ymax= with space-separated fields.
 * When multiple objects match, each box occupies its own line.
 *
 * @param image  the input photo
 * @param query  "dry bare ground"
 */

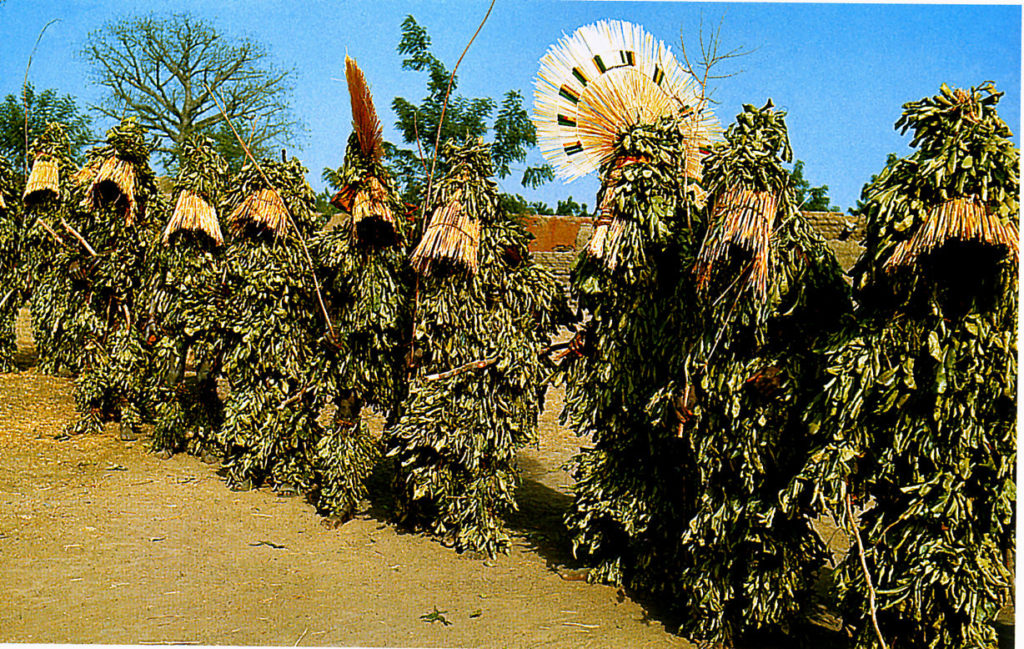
xmin=0 ymin=314 xmax=692 ymax=648
xmin=0 ymin=311 xmax=848 ymax=648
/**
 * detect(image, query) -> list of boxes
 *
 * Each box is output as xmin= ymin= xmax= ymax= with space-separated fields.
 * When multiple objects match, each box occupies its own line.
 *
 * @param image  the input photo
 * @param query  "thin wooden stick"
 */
xmin=36 ymin=218 xmax=65 ymax=245
xmin=845 ymin=491 xmax=889 ymax=649
xmin=204 ymin=84 xmax=336 ymax=342
xmin=422 ymin=0 xmax=496 ymax=215
xmin=22 ymin=19 xmax=61 ymax=177
xmin=60 ymin=217 xmax=97 ymax=256
xmin=412 ymin=111 xmax=429 ymax=190
xmin=278 ymin=384 xmax=311 ymax=410
xmin=0 ymin=288 xmax=16 ymax=312
xmin=407 ymin=4 xmax=494 ymax=381
xmin=423 ymin=356 xmax=498 ymax=382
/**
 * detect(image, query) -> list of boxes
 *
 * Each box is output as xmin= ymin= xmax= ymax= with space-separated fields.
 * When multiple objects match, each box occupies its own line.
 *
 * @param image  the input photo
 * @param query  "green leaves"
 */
xmin=388 ymin=15 xmax=550 ymax=203
xmin=388 ymin=139 xmax=566 ymax=557
xmin=852 ymin=82 xmax=1019 ymax=301
xmin=703 ymin=100 xmax=793 ymax=196
xmin=0 ymin=83 xmax=93 ymax=168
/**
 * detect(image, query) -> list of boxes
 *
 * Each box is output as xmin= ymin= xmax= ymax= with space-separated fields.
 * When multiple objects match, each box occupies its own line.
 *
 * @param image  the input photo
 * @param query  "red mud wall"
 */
xmin=522 ymin=215 xmax=592 ymax=252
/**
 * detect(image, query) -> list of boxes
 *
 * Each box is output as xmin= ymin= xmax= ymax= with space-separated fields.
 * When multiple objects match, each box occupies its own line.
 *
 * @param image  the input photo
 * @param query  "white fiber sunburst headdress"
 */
xmin=533 ymin=20 xmax=719 ymax=181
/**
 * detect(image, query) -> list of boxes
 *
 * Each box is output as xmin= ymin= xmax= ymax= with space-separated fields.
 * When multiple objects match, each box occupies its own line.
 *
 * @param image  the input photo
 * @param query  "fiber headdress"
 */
xmin=328 ymin=55 xmax=399 ymax=247
xmin=409 ymin=138 xmax=495 ymax=276
xmin=162 ymin=134 xmax=227 ymax=246
xmin=85 ymin=118 xmax=155 ymax=226
xmin=852 ymin=82 xmax=1019 ymax=304
xmin=695 ymin=101 xmax=794 ymax=300
xmin=23 ymin=122 xmax=71 ymax=206
xmin=533 ymin=19 xmax=718 ymax=182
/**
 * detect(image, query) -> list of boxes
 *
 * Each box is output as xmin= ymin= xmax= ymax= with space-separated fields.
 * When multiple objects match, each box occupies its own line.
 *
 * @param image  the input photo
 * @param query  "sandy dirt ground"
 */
xmin=1 ymin=315 xmax=696 ymax=648
xmin=0 ymin=313 xmax=847 ymax=648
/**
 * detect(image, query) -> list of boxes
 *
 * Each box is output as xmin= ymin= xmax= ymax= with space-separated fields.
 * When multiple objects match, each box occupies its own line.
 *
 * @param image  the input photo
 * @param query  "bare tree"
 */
xmin=679 ymin=14 xmax=754 ymax=108
xmin=82 ymin=12 xmax=302 ymax=164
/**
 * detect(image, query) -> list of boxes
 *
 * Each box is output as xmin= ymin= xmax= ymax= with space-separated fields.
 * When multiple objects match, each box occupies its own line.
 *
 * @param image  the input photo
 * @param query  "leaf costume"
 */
xmin=67 ymin=118 xmax=163 ymax=438
xmin=0 ymin=156 xmax=25 ymax=373
xmin=668 ymin=102 xmax=851 ymax=645
xmin=23 ymin=123 xmax=85 ymax=376
xmin=307 ymin=55 xmax=415 ymax=518
xmin=213 ymin=156 xmax=324 ymax=493
xmin=388 ymin=137 xmax=565 ymax=557
xmin=798 ymin=83 xmax=1018 ymax=649
xmin=148 ymin=134 xmax=229 ymax=456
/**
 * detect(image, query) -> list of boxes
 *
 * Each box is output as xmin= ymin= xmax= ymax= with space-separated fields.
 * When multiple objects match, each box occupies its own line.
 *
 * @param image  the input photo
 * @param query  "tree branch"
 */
xmin=83 ymin=14 xmax=299 ymax=163
xmin=423 ymin=356 xmax=498 ymax=382
xmin=60 ymin=217 xmax=97 ymax=256
xmin=845 ymin=491 xmax=889 ymax=649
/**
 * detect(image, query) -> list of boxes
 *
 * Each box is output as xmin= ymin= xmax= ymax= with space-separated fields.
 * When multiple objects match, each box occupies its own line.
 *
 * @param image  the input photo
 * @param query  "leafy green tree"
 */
xmin=790 ymin=159 xmax=839 ymax=211
xmin=0 ymin=83 xmax=93 ymax=172
xmin=498 ymin=193 xmax=552 ymax=216
xmin=555 ymin=196 xmax=590 ymax=218
xmin=82 ymin=12 xmax=301 ymax=166
xmin=388 ymin=15 xmax=553 ymax=204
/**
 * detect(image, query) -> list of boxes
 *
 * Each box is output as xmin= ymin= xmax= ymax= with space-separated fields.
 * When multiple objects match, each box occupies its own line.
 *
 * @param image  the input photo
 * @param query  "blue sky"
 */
xmin=0 ymin=1 xmax=1019 ymax=213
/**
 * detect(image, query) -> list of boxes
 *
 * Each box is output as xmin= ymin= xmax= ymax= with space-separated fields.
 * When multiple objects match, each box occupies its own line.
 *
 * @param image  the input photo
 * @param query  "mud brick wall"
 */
xmin=524 ymin=212 xmax=866 ymax=290
xmin=800 ymin=211 xmax=866 ymax=274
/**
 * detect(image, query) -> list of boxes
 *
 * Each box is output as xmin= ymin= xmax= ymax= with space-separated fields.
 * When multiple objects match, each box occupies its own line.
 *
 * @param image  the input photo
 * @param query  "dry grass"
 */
xmin=696 ymin=187 xmax=779 ymax=298
xmin=23 ymin=157 xmax=58 ymax=205
xmin=163 ymin=190 xmax=223 ymax=246
xmin=89 ymin=157 xmax=140 ymax=225
xmin=229 ymin=188 xmax=290 ymax=236
xmin=351 ymin=176 xmax=397 ymax=246
xmin=410 ymin=196 xmax=479 ymax=275
xmin=886 ymin=196 xmax=1019 ymax=269
xmin=346 ymin=55 xmax=383 ymax=161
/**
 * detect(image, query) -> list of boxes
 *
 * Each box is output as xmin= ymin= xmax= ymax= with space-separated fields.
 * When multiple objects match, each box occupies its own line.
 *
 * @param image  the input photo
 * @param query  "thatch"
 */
xmin=351 ymin=176 xmax=397 ymax=246
xmin=586 ymin=217 xmax=632 ymax=271
xmin=886 ymin=196 xmax=1019 ymax=270
xmin=696 ymin=187 xmax=780 ymax=298
xmin=682 ymin=140 xmax=710 ymax=208
xmin=229 ymin=188 xmax=290 ymax=236
xmin=89 ymin=157 xmax=140 ymax=225
xmin=23 ymin=156 xmax=59 ymax=206
xmin=584 ymin=157 xmax=635 ymax=263
xmin=410 ymin=195 xmax=480 ymax=275
xmin=330 ymin=184 xmax=358 ymax=212
xmin=163 ymin=190 xmax=224 ymax=246
xmin=72 ymin=159 xmax=101 ymax=189
xmin=586 ymin=212 xmax=613 ymax=260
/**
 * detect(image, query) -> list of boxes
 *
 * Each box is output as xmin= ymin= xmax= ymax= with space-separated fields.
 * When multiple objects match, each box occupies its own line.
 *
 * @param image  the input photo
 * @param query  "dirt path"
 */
xmin=0 ymin=348 xmax=690 ymax=648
